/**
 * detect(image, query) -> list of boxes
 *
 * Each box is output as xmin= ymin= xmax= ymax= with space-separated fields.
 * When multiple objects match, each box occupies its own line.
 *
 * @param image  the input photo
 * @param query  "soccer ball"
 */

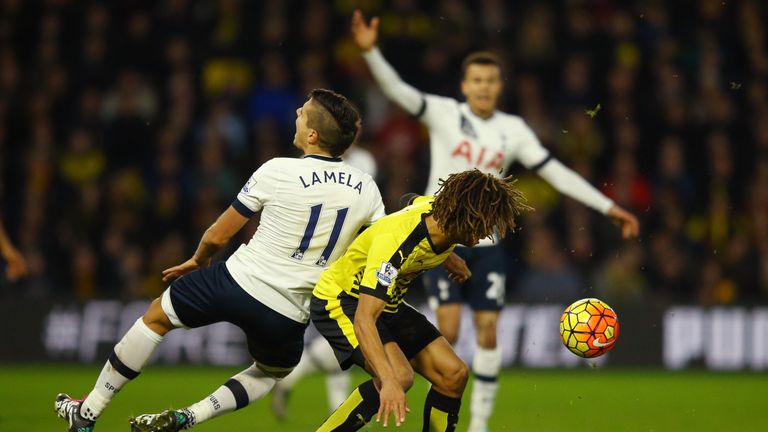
xmin=559 ymin=298 xmax=619 ymax=358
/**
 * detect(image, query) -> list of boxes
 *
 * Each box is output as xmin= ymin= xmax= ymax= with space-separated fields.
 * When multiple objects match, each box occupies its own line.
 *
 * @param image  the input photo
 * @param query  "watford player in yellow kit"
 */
xmin=311 ymin=170 xmax=531 ymax=432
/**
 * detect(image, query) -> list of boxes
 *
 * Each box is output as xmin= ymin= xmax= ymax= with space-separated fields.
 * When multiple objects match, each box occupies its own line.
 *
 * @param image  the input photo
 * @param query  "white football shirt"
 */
xmin=226 ymin=155 xmax=385 ymax=323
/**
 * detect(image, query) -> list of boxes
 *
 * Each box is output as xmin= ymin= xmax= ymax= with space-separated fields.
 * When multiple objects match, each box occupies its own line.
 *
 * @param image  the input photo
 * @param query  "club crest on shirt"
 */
xmin=460 ymin=115 xmax=477 ymax=139
xmin=376 ymin=261 xmax=398 ymax=286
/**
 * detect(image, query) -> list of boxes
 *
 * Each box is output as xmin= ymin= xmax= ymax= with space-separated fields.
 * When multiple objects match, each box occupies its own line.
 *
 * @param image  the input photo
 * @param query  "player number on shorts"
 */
xmin=291 ymin=204 xmax=349 ymax=266
xmin=485 ymin=272 xmax=505 ymax=306
xmin=437 ymin=278 xmax=451 ymax=301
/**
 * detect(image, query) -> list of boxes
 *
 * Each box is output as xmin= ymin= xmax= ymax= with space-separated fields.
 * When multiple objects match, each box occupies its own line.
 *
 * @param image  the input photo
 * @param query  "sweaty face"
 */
xmin=293 ymin=99 xmax=313 ymax=150
xmin=461 ymin=64 xmax=503 ymax=118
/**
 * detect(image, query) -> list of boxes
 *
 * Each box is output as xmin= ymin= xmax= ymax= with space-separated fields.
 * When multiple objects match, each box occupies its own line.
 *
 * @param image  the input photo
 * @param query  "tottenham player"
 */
xmin=54 ymin=89 xmax=386 ymax=432
xmin=270 ymin=145 xmax=379 ymax=420
xmin=351 ymin=10 xmax=639 ymax=431
xmin=312 ymin=170 xmax=530 ymax=431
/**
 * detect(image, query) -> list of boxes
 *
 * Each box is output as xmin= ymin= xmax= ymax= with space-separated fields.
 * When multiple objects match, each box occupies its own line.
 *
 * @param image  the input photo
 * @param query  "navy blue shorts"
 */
xmin=165 ymin=262 xmax=308 ymax=370
xmin=424 ymin=244 xmax=506 ymax=311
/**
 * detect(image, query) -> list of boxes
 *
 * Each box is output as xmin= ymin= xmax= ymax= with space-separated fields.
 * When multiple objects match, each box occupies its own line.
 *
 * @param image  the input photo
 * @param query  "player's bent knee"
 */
xmin=445 ymin=360 xmax=469 ymax=393
xmin=142 ymin=298 xmax=175 ymax=336
xmin=476 ymin=331 xmax=497 ymax=349
xmin=431 ymin=359 xmax=468 ymax=397
xmin=255 ymin=362 xmax=294 ymax=379
xmin=474 ymin=316 xmax=498 ymax=334
xmin=473 ymin=315 xmax=499 ymax=348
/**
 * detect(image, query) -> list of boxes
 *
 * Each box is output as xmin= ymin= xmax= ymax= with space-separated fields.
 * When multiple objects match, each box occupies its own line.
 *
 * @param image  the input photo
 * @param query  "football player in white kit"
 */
xmin=54 ymin=89 xmax=387 ymax=432
xmin=351 ymin=10 xmax=639 ymax=432
xmin=270 ymin=144 xmax=378 ymax=420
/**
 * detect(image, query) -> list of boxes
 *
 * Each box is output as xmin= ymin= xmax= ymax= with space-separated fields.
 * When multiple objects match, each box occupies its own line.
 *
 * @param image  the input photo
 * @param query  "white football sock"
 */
xmin=325 ymin=371 xmax=352 ymax=412
xmin=80 ymin=318 xmax=164 ymax=420
xmin=273 ymin=337 xmax=349 ymax=413
xmin=469 ymin=346 xmax=501 ymax=431
xmin=307 ymin=337 xmax=351 ymax=412
xmin=185 ymin=363 xmax=276 ymax=426
xmin=307 ymin=336 xmax=343 ymax=372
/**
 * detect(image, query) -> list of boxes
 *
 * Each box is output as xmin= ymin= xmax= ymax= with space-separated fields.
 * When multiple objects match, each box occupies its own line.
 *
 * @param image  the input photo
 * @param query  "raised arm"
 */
xmin=537 ymin=159 xmax=640 ymax=239
xmin=351 ymin=10 xmax=424 ymax=115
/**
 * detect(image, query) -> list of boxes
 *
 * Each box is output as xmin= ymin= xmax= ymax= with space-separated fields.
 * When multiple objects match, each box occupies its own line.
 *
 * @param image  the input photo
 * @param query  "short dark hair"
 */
xmin=461 ymin=51 xmax=502 ymax=79
xmin=306 ymin=89 xmax=361 ymax=157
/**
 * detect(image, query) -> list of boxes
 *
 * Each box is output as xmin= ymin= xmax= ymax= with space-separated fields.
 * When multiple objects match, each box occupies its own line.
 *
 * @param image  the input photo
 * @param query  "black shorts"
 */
xmin=424 ymin=244 xmax=506 ymax=311
xmin=310 ymin=293 xmax=442 ymax=370
xmin=163 ymin=262 xmax=308 ymax=372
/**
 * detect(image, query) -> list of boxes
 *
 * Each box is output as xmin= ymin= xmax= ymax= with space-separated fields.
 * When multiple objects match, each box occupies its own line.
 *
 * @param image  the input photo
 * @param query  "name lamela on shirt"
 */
xmin=299 ymin=170 xmax=363 ymax=194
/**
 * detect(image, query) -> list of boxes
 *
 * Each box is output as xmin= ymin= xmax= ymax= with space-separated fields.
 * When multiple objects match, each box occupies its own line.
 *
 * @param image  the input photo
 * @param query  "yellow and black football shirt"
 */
xmin=313 ymin=196 xmax=455 ymax=313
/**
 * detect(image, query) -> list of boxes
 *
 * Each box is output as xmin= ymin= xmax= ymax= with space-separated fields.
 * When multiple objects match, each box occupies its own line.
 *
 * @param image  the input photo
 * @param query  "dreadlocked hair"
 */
xmin=432 ymin=169 xmax=532 ymax=242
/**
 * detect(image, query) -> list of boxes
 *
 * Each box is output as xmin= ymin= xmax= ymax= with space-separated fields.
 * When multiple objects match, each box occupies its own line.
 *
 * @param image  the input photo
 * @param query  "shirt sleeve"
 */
xmin=537 ymin=159 xmax=614 ymax=215
xmin=358 ymin=234 xmax=403 ymax=301
xmin=510 ymin=119 xmax=551 ymax=169
xmin=420 ymin=93 xmax=460 ymax=130
xmin=232 ymin=161 xmax=277 ymax=217
xmin=362 ymin=47 xmax=425 ymax=116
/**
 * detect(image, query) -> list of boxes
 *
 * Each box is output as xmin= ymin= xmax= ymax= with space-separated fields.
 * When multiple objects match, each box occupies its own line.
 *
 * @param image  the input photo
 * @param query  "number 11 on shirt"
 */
xmin=291 ymin=203 xmax=349 ymax=266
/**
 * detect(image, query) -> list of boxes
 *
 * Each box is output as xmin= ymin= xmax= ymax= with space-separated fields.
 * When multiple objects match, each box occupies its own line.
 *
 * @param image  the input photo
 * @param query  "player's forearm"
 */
xmin=191 ymin=227 xmax=230 ymax=264
xmin=354 ymin=313 xmax=397 ymax=383
xmin=191 ymin=206 xmax=249 ymax=265
xmin=537 ymin=159 xmax=614 ymax=215
xmin=362 ymin=47 xmax=424 ymax=115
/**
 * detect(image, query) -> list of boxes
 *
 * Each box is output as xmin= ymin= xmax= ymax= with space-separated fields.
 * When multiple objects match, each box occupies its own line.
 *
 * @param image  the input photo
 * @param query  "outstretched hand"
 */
xmin=162 ymin=258 xmax=206 ymax=283
xmin=607 ymin=204 xmax=640 ymax=239
xmin=351 ymin=9 xmax=379 ymax=52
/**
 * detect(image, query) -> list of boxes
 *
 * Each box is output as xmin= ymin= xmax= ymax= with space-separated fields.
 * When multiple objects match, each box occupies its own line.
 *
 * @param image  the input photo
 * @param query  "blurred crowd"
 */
xmin=0 ymin=0 xmax=766 ymax=305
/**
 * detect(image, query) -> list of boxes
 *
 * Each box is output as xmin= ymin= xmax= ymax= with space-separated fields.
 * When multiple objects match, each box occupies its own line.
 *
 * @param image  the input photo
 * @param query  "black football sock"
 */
xmin=422 ymin=387 xmax=461 ymax=432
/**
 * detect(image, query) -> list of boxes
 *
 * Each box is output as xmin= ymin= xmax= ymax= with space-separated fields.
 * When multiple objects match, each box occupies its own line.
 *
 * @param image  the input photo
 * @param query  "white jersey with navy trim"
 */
xmin=226 ymin=155 xmax=385 ymax=323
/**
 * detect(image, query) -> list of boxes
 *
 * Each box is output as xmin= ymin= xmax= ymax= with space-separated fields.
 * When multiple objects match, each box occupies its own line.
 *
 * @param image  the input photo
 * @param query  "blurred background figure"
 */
xmin=0 ymin=219 xmax=28 ymax=282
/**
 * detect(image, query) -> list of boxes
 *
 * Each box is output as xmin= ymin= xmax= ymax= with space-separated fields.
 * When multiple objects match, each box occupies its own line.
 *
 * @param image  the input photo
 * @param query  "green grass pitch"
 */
xmin=1 ymin=364 xmax=765 ymax=431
